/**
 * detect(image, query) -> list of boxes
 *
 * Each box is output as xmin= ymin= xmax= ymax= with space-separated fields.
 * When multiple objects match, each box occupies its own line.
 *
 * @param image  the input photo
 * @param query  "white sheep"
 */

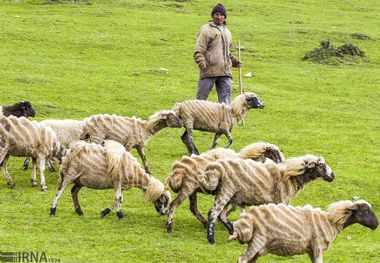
xmin=23 ymin=119 xmax=85 ymax=172
xmin=0 ymin=116 xmax=65 ymax=190
xmin=230 ymin=200 xmax=378 ymax=263
xmin=81 ymin=110 xmax=183 ymax=174
xmin=200 ymin=154 xmax=335 ymax=244
xmin=173 ymin=92 xmax=265 ymax=155
xmin=49 ymin=140 xmax=171 ymax=219
xmin=165 ymin=142 xmax=284 ymax=233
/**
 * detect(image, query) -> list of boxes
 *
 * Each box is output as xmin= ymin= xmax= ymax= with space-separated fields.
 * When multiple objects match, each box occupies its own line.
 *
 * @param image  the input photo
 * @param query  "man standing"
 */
xmin=194 ymin=3 xmax=242 ymax=105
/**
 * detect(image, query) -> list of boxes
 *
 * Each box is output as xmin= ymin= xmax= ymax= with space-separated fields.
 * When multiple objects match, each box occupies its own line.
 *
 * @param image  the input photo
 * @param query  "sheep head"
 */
xmin=164 ymin=111 xmax=183 ymax=128
xmin=244 ymin=92 xmax=265 ymax=109
xmin=20 ymin=101 xmax=36 ymax=118
xmin=303 ymin=155 xmax=335 ymax=182
xmin=344 ymin=201 xmax=379 ymax=230
xmin=153 ymin=191 xmax=171 ymax=216
xmin=148 ymin=110 xmax=183 ymax=133
xmin=283 ymin=155 xmax=335 ymax=182
xmin=232 ymin=92 xmax=264 ymax=117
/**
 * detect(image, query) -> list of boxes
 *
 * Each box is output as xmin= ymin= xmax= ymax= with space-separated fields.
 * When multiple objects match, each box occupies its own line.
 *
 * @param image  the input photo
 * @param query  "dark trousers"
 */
xmin=196 ymin=76 xmax=232 ymax=105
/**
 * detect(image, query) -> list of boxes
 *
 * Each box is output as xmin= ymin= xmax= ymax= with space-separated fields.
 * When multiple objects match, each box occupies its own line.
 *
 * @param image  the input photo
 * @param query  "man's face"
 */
xmin=212 ymin=12 xmax=225 ymax=25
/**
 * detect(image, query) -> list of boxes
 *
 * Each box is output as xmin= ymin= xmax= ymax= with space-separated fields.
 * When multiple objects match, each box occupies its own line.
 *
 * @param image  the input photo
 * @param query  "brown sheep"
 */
xmin=230 ymin=200 xmax=378 ymax=262
xmin=200 ymin=154 xmax=335 ymax=244
xmin=173 ymin=92 xmax=264 ymax=155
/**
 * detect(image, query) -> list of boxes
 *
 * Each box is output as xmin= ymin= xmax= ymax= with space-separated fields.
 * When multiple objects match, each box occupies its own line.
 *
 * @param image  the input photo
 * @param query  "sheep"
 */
xmin=172 ymin=92 xmax=265 ymax=155
xmin=23 ymin=119 xmax=85 ymax=172
xmin=0 ymin=116 xmax=65 ymax=190
xmin=200 ymin=154 xmax=335 ymax=244
xmin=0 ymin=101 xmax=36 ymax=118
xmin=229 ymin=200 xmax=378 ymax=263
xmin=49 ymin=140 xmax=171 ymax=219
xmin=165 ymin=142 xmax=284 ymax=233
xmin=81 ymin=110 xmax=183 ymax=174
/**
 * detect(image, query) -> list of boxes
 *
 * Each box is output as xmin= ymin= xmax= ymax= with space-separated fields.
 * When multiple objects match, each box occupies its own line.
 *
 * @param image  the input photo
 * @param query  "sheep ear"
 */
xmin=158 ymin=195 xmax=166 ymax=203
xmin=350 ymin=203 xmax=359 ymax=211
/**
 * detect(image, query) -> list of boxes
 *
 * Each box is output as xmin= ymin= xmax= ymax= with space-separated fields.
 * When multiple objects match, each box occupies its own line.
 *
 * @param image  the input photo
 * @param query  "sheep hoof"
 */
xmin=100 ymin=208 xmax=111 ymax=219
xmin=41 ymin=186 xmax=48 ymax=192
xmin=208 ymin=237 xmax=216 ymax=245
xmin=49 ymin=167 xmax=56 ymax=173
xmin=31 ymin=180 xmax=37 ymax=187
xmin=117 ymin=211 xmax=125 ymax=220
xmin=75 ymin=208 xmax=84 ymax=216
xmin=50 ymin=208 xmax=56 ymax=217
xmin=166 ymin=223 xmax=173 ymax=233
xmin=22 ymin=165 xmax=29 ymax=171
xmin=7 ymin=182 xmax=16 ymax=189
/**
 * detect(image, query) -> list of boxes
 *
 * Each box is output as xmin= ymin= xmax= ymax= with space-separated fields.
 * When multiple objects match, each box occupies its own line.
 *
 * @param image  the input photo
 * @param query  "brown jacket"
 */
xmin=194 ymin=21 xmax=239 ymax=79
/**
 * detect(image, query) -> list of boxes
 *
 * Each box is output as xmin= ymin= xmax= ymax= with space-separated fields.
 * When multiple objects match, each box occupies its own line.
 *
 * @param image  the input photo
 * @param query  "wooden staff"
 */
xmin=238 ymin=40 xmax=243 ymax=95
xmin=237 ymin=40 xmax=245 ymax=125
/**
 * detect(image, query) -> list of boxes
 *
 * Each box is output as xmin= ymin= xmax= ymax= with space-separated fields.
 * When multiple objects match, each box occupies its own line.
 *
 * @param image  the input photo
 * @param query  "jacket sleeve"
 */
xmin=194 ymin=27 xmax=209 ymax=66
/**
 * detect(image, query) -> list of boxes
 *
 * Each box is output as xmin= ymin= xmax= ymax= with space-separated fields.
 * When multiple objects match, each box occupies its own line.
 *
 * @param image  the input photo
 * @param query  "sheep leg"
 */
xmin=23 ymin=157 xmax=31 ymax=170
xmin=38 ymin=158 xmax=48 ymax=191
xmin=115 ymin=186 xmax=124 ymax=220
xmin=224 ymin=131 xmax=233 ymax=148
xmin=181 ymin=130 xmax=193 ymax=154
xmin=50 ymin=172 xmax=72 ymax=217
xmin=189 ymin=192 xmax=207 ymax=227
xmin=166 ymin=189 xmax=189 ymax=233
xmin=71 ymin=184 xmax=84 ymax=216
xmin=184 ymin=128 xmax=199 ymax=155
xmin=314 ymin=256 xmax=323 ymax=263
xmin=0 ymin=155 xmax=15 ymax=188
xmin=136 ymin=145 xmax=151 ymax=174
xmin=210 ymin=133 xmax=222 ymax=149
xmin=226 ymin=203 xmax=238 ymax=217
xmin=218 ymin=202 xmax=234 ymax=235
xmin=47 ymin=159 xmax=56 ymax=173
xmin=207 ymin=191 xmax=233 ymax=244
xmin=247 ymin=254 xmax=259 ymax=263
xmin=238 ymin=237 xmax=266 ymax=263
xmin=226 ymin=204 xmax=246 ymax=217
xmin=100 ymin=203 xmax=117 ymax=219
xmin=31 ymin=158 xmax=38 ymax=187
xmin=309 ymin=251 xmax=323 ymax=263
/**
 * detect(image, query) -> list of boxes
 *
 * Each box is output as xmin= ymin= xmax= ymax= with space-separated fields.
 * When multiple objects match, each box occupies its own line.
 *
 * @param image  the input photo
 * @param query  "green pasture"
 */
xmin=0 ymin=0 xmax=379 ymax=262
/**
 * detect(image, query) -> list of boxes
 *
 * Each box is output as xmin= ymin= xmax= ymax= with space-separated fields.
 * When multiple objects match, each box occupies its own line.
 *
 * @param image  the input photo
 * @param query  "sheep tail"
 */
xmin=167 ymin=157 xmax=197 ymax=192
xmin=229 ymin=212 xmax=256 ymax=244
xmin=197 ymin=162 xmax=224 ymax=191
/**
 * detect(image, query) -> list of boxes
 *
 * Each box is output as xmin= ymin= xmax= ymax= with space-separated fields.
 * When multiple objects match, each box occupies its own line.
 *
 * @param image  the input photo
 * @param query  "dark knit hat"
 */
xmin=211 ymin=3 xmax=227 ymax=18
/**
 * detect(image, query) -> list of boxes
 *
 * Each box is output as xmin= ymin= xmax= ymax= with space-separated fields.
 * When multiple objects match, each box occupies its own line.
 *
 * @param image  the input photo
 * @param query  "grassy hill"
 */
xmin=0 ymin=0 xmax=379 ymax=262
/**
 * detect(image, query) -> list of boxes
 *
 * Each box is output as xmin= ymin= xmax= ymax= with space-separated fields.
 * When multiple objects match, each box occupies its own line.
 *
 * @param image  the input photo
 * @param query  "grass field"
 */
xmin=0 ymin=0 xmax=379 ymax=262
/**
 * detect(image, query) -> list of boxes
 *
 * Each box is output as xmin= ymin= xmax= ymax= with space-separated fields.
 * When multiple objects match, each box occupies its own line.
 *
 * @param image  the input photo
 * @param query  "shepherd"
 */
xmin=194 ymin=3 xmax=243 ymax=105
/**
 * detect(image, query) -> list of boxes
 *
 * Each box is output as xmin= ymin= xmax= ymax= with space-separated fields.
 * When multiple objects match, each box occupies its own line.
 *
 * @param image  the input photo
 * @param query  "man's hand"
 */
xmin=236 ymin=60 xmax=243 ymax=68
xmin=198 ymin=61 xmax=207 ymax=70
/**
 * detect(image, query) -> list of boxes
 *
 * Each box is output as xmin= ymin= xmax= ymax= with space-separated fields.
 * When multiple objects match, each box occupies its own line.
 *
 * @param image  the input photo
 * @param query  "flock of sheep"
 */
xmin=0 ymin=96 xmax=378 ymax=263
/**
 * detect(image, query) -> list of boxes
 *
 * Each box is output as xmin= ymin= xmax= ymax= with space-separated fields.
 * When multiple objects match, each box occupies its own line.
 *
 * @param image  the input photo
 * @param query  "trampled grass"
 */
xmin=0 ymin=0 xmax=379 ymax=262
